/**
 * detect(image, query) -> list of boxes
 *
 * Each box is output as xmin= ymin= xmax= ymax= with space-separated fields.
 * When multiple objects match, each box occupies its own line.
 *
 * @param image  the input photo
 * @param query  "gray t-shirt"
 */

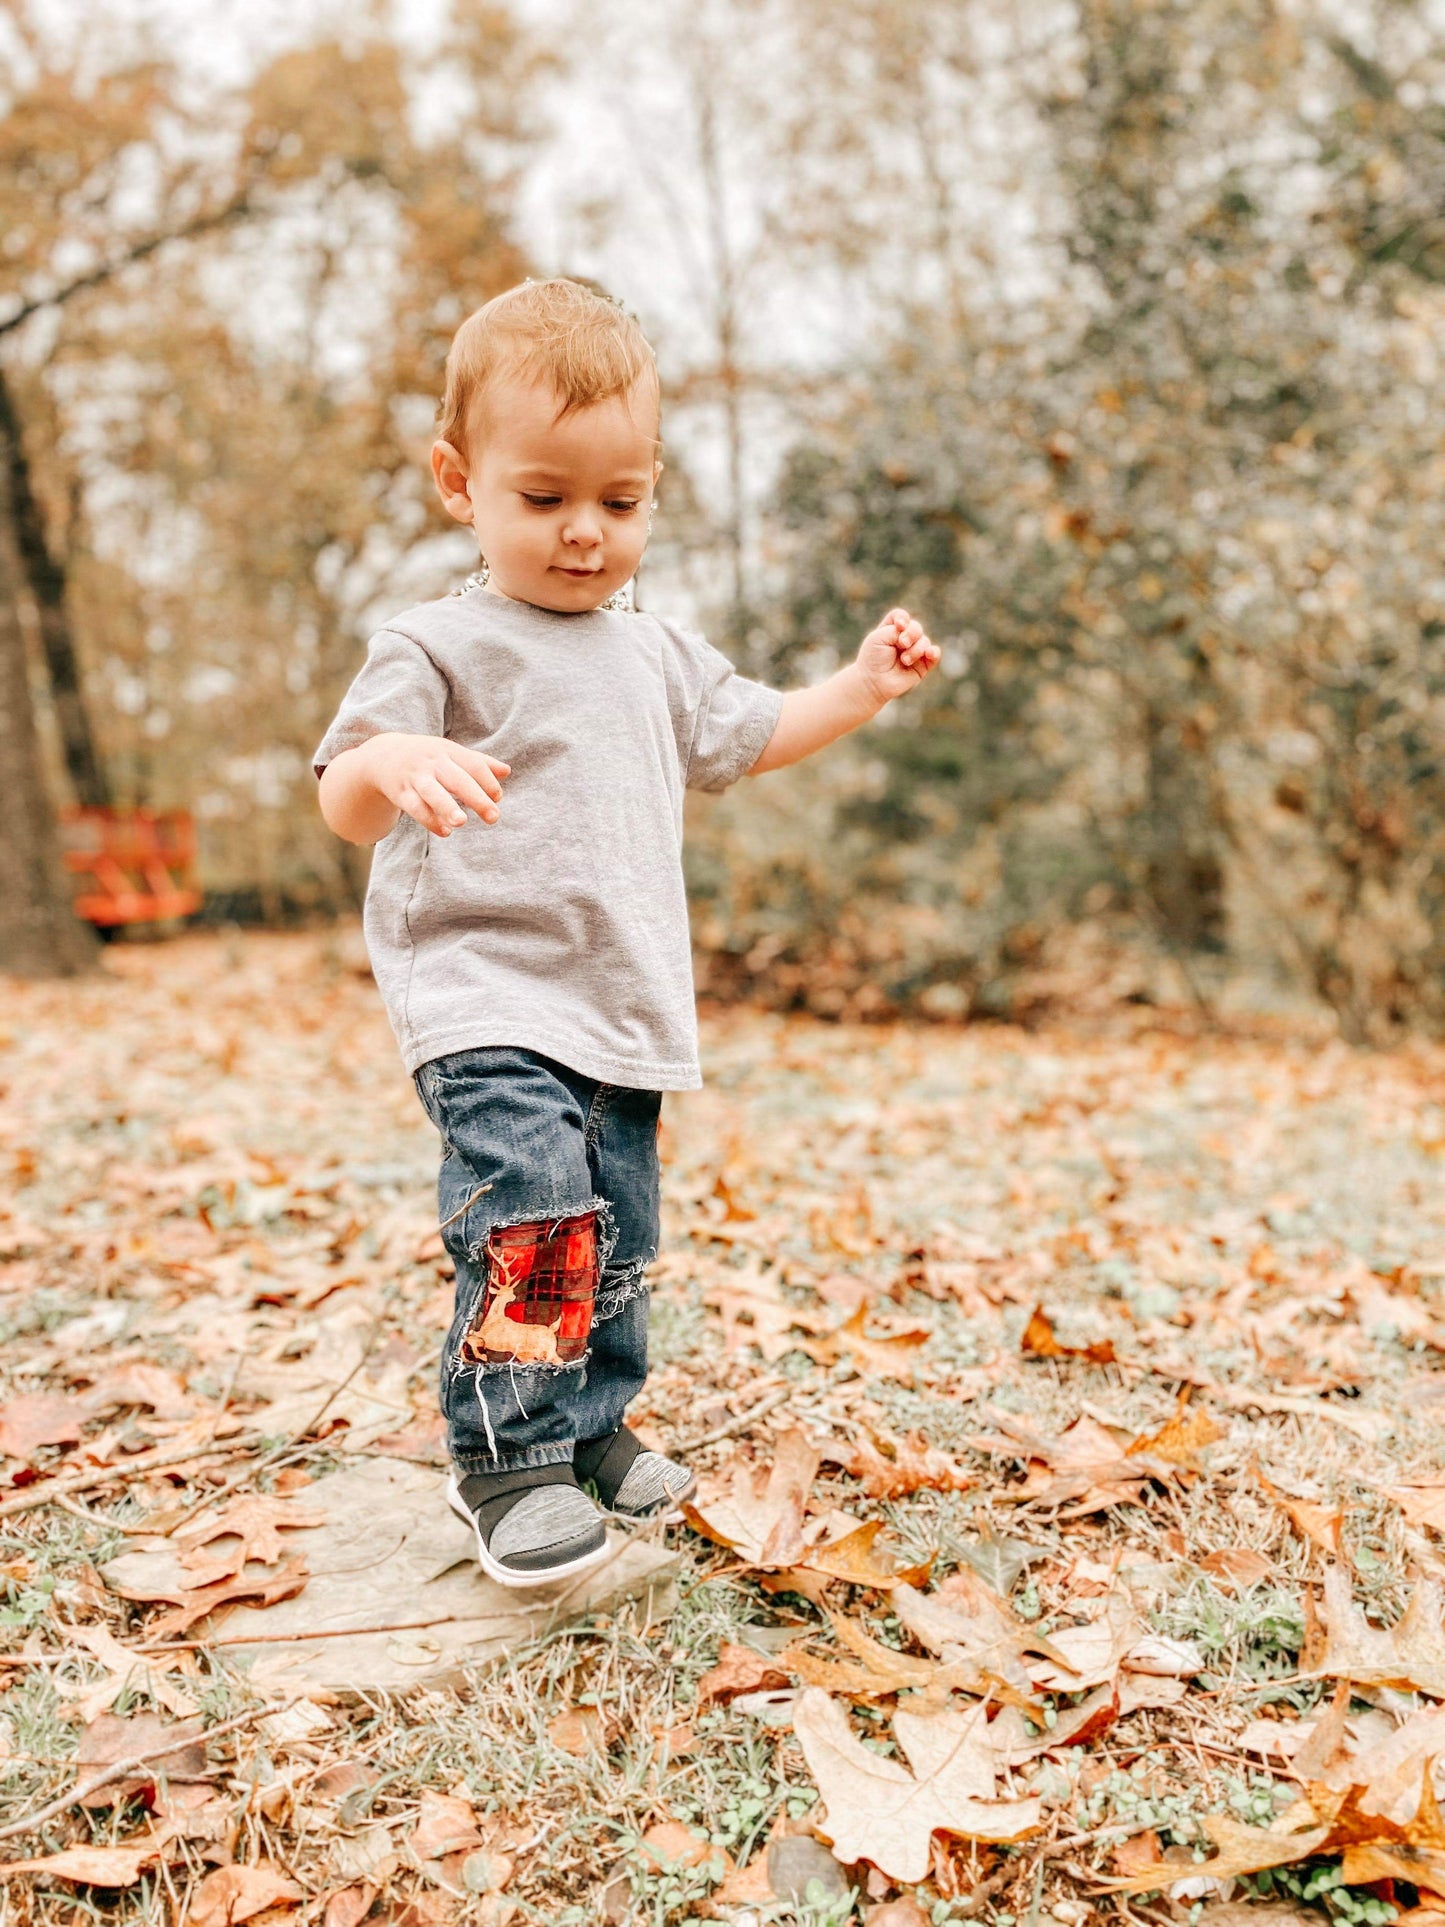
xmin=313 ymin=586 xmax=782 ymax=1091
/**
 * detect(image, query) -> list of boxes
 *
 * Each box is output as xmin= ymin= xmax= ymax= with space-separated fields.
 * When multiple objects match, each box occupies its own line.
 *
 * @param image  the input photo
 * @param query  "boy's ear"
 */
xmin=431 ymin=439 xmax=474 ymax=523
xmin=652 ymin=459 xmax=664 ymax=485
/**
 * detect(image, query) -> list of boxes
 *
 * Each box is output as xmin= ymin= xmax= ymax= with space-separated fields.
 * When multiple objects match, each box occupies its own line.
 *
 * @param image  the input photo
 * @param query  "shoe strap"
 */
xmin=456 ymin=1463 xmax=581 ymax=1542
xmin=574 ymin=1425 xmax=644 ymax=1504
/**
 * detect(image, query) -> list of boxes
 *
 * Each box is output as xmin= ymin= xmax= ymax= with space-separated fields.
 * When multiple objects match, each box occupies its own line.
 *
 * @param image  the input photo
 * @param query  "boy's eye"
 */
xmin=521 ymin=493 xmax=562 ymax=509
xmin=606 ymin=499 xmax=640 ymax=514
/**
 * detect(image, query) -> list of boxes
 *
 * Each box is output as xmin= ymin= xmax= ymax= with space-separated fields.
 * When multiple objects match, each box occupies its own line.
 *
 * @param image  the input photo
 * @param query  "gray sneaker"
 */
xmin=574 ymin=1426 xmax=697 ymax=1522
xmin=446 ymin=1466 xmax=610 ymax=1588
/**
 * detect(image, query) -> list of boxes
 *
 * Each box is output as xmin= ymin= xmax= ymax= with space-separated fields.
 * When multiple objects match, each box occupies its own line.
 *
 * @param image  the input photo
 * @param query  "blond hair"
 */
xmin=437 ymin=278 xmax=660 ymax=454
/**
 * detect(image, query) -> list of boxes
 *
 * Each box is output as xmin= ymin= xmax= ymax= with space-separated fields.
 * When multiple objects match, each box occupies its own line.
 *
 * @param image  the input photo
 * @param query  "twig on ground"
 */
xmin=677 ymin=1383 xmax=796 ymax=1451
xmin=0 ymin=1441 xmax=253 ymax=1522
xmin=0 ymin=1697 xmax=303 ymax=1844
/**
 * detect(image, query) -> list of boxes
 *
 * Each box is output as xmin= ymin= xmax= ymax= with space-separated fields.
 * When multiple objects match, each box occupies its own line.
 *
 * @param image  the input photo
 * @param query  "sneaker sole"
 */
xmin=445 ymin=1476 xmax=613 ymax=1591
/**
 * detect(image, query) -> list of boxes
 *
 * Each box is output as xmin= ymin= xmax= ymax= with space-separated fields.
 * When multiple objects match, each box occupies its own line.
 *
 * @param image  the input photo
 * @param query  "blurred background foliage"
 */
xmin=3 ymin=0 xmax=1445 ymax=1040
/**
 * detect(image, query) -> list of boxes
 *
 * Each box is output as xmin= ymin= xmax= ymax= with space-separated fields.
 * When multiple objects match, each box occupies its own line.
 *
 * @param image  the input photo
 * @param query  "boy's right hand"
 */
xmin=359 ymin=732 xmax=510 ymax=837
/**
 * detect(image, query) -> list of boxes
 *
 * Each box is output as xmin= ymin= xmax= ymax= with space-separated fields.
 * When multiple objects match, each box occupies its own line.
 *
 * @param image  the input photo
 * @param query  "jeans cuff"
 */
xmin=451 ymin=1441 xmax=576 ymax=1476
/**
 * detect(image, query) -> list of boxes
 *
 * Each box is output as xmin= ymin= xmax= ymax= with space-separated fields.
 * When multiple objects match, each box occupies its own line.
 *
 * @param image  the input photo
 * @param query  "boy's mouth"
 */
xmin=558 ymin=566 xmax=601 ymax=579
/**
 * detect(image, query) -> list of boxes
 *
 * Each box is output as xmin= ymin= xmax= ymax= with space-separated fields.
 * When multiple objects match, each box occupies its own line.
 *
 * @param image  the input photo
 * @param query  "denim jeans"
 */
xmin=413 ymin=1047 xmax=661 ymax=1474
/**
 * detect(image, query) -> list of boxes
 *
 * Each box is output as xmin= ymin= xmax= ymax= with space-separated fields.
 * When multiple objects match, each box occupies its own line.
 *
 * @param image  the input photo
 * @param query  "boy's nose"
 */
xmin=562 ymin=514 xmax=602 ymax=548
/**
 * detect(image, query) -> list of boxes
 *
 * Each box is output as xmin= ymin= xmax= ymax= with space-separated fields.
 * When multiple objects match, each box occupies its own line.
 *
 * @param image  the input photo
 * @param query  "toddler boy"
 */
xmin=315 ymin=278 xmax=938 ymax=1587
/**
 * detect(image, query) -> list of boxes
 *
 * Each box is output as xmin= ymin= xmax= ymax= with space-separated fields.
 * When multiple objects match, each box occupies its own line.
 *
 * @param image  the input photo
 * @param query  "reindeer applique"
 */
xmin=460 ymin=1209 xmax=599 ymax=1368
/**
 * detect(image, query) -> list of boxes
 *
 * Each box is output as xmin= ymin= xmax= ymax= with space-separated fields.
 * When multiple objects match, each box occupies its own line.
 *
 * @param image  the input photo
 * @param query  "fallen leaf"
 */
xmin=1258 ymin=1468 xmax=1347 ymax=1562
xmin=843 ymin=1428 xmax=973 ymax=1500
xmin=894 ymin=1572 xmax=1065 ymax=1698
xmin=698 ymin=1642 xmax=792 ymax=1706
xmin=682 ymin=1429 xmax=820 ymax=1567
xmin=791 ymin=1518 xmax=934 ymax=1592
xmin=1113 ymin=1829 xmax=1164 ymax=1878
xmin=784 ymin=1611 xmax=1037 ymax=1711
xmin=1021 ymin=1305 xmax=1116 ymax=1365
xmin=811 ymin=1302 xmax=931 ymax=1384
xmin=323 ymin=1888 xmax=376 ymax=1927
xmin=1200 ymin=1548 xmax=1273 ymax=1590
xmin=546 ymin=1706 xmax=607 ymax=1755
xmin=0 ymin=1843 xmax=159 ymax=1886
xmin=1128 ymin=1399 xmax=1226 ymax=1467
xmin=793 ymin=1688 xmax=1041 ymax=1882
xmin=187 ymin=1862 xmax=304 ymax=1926
xmin=1028 ymin=1595 xmax=1142 ymax=1693
xmin=176 ymin=1495 xmax=325 ymax=1579
xmin=64 ymin=1622 xmax=198 ymax=1722
xmin=703 ymin=1270 xmax=832 ymax=1361
xmin=0 ymin=1393 xmax=84 ymax=1461
xmin=410 ymin=1788 xmax=483 ymax=1860
xmin=75 ymin=1711 xmax=208 ymax=1806
xmin=639 ymin=1819 xmax=727 ymax=1872
xmin=1304 ymin=1565 xmax=1445 ymax=1697
xmin=108 ymin=1554 xmax=309 ymax=1636
xmin=1387 ymin=1483 xmax=1445 ymax=1534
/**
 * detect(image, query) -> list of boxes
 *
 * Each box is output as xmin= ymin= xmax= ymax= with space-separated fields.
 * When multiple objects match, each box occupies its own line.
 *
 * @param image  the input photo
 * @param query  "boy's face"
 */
xmin=432 ymin=371 xmax=661 ymax=613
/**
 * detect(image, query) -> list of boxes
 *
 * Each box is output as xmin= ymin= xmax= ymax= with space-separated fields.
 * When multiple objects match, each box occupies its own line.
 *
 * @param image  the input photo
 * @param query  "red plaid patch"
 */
xmin=460 ymin=1211 xmax=599 ymax=1368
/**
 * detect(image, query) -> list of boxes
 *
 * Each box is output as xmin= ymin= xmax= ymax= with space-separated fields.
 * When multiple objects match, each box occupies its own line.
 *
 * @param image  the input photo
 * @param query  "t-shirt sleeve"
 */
xmin=312 ymin=628 xmax=448 ymax=778
xmin=660 ymin=620 xmax=783 ymax=793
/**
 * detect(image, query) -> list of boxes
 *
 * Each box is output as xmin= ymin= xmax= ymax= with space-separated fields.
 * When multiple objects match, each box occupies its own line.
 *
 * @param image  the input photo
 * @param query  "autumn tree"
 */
xmin=0 ymin=4 xmax=542 ymax=963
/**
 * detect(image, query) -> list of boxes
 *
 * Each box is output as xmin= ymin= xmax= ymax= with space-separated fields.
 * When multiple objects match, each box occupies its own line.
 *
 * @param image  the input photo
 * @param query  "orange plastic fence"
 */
xmin=60 ymin=807 xmax=203 ymax=927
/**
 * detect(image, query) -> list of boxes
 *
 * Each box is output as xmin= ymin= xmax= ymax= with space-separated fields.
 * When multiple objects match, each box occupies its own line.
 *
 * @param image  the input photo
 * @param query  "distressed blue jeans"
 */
xmin=413 ymin=1047 xmax=661 ymax=1474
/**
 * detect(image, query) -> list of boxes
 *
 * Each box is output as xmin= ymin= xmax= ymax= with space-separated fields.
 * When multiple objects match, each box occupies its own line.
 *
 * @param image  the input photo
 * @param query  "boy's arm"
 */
xmin=319 ymin=733 xmax=510 ymax=844
xmin=749 ymin=607 xmax=939 ymax=775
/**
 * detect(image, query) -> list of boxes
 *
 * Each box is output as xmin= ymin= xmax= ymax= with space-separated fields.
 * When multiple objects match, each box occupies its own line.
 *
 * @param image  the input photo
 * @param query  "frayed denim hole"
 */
xmin=444 ymin=1196 xmax=607 ymax=1379
xmin=467 ymin=1352 xmax=589 ymax=1382
xmin=594 ymin=1260 xmax=651 ymax=1324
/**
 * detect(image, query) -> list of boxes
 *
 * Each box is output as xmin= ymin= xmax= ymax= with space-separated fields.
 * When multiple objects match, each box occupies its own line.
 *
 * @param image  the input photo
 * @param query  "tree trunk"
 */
xmin=0 ymin=365 xmax=110 ymax=808
xmin=0 ymin=510 xmax=96 ymax=974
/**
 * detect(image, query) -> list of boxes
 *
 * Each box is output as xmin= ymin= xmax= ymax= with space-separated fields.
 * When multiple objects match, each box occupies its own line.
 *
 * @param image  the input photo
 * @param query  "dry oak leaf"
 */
xmin=682 ymin=1428 xmax=821 ymax=1568
xmin=0 ymin=1843 xmax=160 ymax=1888
xmin=1257 ymin=1468 xmax=1348 ymax=1563
xmin=75 ymin=1711 xmax=209 ymax=1806
xmin=698 ymin=1642 xmax=793 ymax=1706
xmin=1127 ymin=1399 xmax=1226 ymax=1467
xmin=410 ymin=1788 xmax=484 ymax=1861
xmin=806 ymin=1302 xmax=932 ymax=1385
xmin=0 ymin=1393 xmax=84 ymax=1461
xmin=844 ymin=1428 xmax=973 ymax=1501
xmin=1111 ymin=1811 xmax=1332 ymax=1893
xmin=788 ymin=1518 xmax=934 ymax=1593
xmin=65 ymin=1621 xmax=198 ymax=1723
xmin=1200 ymin=1547 xmax=1273 ymax=1591
xmin=1020 ymin=1305 xmax=1117 ymax=1366
xmin=894 ymin=1571 xmax=1068 ymax=1699
xmin=188 ymin=1863 xmax=304 ymax=1926
xmin=1387 ymin=1483 xmax=1445 ymax=1534
xmin=109 ymin=1554 xmax=309 ymax=1637
xmin=793 ymin=1688 xmax=1041 ymax=1883
xmin=989 ymin=1684 xmax=1121 ymax=1763
xmin=546 ymin=1705 xmax=608 ymax=1755
xmin=1027 ymin=1594 xmax=1143 ymax=1693
xmin=640 ymin=1819 xmax=730 ymax=1873
xmin=1304 ymin=1564 xmax=1445 ymax=1698
xmin=965 ymin=1412 xmax=1156 ymax=1515
xmin=704 ymin=1275 xmax=832 ymax=1363
xmin=176 ymin=1495 xmax=325 ymax=1579
xmin=783 ymin=1611 xmax=1037 ymax=1712
xmin=322 ymin=1888 xmax=376 ymax=1927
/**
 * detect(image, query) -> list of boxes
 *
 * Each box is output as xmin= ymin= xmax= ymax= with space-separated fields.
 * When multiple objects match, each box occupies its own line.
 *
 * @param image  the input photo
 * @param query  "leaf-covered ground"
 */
xmin=2 ymin=930 xmax=1445 ymax=1926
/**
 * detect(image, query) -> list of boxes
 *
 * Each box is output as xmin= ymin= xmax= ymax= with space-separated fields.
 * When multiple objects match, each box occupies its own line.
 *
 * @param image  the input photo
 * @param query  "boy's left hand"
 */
xmin=857 ymin=607 xmax=940 ymax=705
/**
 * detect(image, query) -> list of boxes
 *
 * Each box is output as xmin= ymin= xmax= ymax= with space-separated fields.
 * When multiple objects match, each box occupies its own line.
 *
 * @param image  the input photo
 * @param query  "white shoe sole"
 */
xmin=446 ymin=1476 xmax=613 ymax=1591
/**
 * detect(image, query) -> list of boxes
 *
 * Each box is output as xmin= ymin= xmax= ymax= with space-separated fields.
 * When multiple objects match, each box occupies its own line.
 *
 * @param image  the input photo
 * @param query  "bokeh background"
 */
xmin=4 ymin=0 xmax=1444 ymax=1042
